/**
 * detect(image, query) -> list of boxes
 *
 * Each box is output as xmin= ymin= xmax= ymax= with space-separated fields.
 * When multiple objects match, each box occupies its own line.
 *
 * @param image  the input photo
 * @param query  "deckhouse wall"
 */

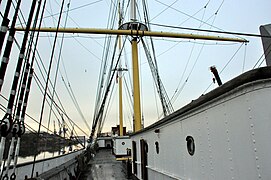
xmin=131 ymin=78 xmax=271 ymax=180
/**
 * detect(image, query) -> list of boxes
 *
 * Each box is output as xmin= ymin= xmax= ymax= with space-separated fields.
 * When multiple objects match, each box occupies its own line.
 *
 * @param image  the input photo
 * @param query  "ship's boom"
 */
xmin=15 ymin=27 xmax=248 ymax=43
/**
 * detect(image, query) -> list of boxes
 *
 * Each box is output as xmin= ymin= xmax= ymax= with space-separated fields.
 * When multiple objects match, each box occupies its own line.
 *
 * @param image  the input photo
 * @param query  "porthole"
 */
xmin=155 ymin=141 xmax=159 ymax=154
xmin=186 ymin=136 xmax=195 ymax=156
xmin=122 ymin=142 xmax=125 ymax=145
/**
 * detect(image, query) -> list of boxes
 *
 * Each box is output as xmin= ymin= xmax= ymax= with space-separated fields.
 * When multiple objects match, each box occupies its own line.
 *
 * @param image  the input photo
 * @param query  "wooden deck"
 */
xmin=80 ymin=149 xmax=130 ymax=180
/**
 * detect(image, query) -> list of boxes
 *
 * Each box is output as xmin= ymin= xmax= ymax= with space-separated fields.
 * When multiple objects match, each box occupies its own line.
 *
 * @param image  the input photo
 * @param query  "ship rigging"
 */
xmin=0 ymin=0 xmax=270 ymax=179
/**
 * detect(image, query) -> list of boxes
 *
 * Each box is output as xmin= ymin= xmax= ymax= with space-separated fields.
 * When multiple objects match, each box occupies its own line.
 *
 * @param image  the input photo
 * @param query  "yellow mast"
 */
xmin=118 ymin=0 xmax=123 ymax=136
xmin=118 ymin=66 xmax=124 ymax=135
xmin=15 ymin=2 xmax=248 ymax=134
xmin=131 ymin=0 xmax=142 ymax=132
xmin=131 ymin=38 xmax=141 ymax=132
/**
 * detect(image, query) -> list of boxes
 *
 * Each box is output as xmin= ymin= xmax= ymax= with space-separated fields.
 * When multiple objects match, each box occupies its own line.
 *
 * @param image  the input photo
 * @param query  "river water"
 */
xmin=17 ymin=144 xmax=83 ymax=164
xmin=2 ymin=133 xmax=86 ymax=167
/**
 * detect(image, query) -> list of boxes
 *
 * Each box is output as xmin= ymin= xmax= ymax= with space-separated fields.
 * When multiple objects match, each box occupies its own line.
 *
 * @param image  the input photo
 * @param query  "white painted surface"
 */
xmin=131 ymin=79 xmax=271 ymax=180
xmin=113 ymin=136 xmax=131 ymax=156
xmin=98 ymin=139 xmax=105 ymax=148
xmin=97 ymin=137 xmax=112 ymax=148
xmin=4 ymin=149 xmax=83 ymax=180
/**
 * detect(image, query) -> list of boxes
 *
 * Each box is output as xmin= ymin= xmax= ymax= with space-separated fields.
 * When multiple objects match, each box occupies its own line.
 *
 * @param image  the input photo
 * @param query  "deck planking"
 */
xmin=80 ymin=149 xmax=129 ymax=180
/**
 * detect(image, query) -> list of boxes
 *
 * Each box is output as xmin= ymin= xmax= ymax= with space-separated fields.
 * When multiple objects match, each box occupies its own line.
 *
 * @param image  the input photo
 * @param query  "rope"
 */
xmin=253 ymin=43 xmax=271 ymax=69
xmin=31 ymin=0 xmax=66 ymax=177
xmin=92 ymin=0 xmax=120 ymax=134
xmin=150 ymin=0 xmax=179 ymax=22
xmin=8 ymin=0 xmax=47 ymax=178
xmin=1 ymin=0 xmax=89 ymax=157
xmin=0 ymin=0 xmax=38 ymax=176
xmin=143 ymin=1 xmax=174 ymax=116
xmin=171 ymin=2 xmax=225 ymax=104
xmin=42 ymin=0 xmax=103 ymax=20
xmin=91 ymin=36 xmax=128 ymax=138
xmin=203 ymin=43 xmax=244 ymax=94
xmin=154 ymin=0 xmax=231 ymax=33
xmin=0 ymin=0 xmax=12 ymax=52
xmin=47 ymin=0 xmax=72 ymax=137
xmin=32 ymin=73 xmax=89 ymax=136
xmin=0 ymin=0 xmax=22 ymax=92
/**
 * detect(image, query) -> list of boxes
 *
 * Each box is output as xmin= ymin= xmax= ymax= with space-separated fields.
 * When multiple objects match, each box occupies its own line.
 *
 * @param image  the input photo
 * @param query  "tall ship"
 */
xmin=0 ymin=0 xmax=270 ymax=179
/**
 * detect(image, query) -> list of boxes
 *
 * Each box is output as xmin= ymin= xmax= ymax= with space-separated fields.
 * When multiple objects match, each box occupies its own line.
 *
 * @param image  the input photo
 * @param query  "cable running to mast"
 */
xmin=47 ymin=0 xmax=72 ymax=136
xmin=0 ymin=0 xmax=22 ymax=92
xmin=0 ymin=0 xmax=38 ymax=173
xmin=0 ymin=0 xmax=13 ymax=52
xmin=31 ymin=0 xmax=65 ymax=177
xmin=2 ymin=0 xmax=44 ymax=178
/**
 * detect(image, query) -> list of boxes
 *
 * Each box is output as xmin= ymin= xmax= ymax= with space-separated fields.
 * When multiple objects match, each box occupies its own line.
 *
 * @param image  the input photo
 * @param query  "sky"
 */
xmin=0 ymin=0 xmax=270 ymax=137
